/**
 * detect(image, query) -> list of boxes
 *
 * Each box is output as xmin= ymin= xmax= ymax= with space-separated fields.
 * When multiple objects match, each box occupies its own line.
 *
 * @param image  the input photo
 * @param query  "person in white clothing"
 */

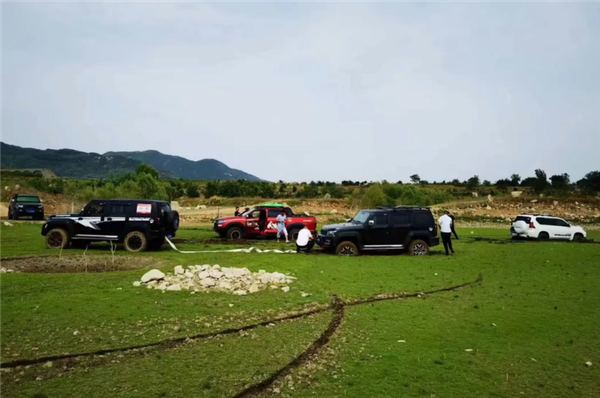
xmin=438 ymin=211 xmax=455 ymax=255
xmin=296 ymin=225 xmax=315 ymax=253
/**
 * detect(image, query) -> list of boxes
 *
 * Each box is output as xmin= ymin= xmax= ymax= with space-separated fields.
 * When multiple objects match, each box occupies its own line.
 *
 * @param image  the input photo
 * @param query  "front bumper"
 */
xmin=316 ymin=234 xmax=334 ymax=249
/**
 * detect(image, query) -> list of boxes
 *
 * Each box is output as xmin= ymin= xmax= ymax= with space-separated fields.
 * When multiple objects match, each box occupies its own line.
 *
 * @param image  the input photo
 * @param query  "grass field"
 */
xmin=1 ymin=223 xmax=599 ymax=398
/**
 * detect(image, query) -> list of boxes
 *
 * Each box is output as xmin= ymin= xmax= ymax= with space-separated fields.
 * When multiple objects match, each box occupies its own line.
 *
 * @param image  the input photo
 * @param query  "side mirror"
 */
xmin=346 ymin=218 xmax=353 ymax=223
xmin=368 ymin=220 xmax=375 ymax=226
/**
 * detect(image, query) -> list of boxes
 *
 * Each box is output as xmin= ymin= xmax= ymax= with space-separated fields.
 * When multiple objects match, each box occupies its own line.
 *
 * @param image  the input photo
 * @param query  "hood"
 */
xmin=321 ymin=222 xmax=357 ymax=231
xmin=49 ymin=214 xmax=81 ymax=218
xmin=216 ymin=216 xmax=246 ymax=222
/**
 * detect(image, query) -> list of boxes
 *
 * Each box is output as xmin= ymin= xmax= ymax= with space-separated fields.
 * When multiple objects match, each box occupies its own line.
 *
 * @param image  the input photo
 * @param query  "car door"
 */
xmin=364 ymin=213 xmax=392 ymax=246
xmin=245 ymin=209 xmax=262 ymax=235
xmin=390 ymin=213 xmax=411 ymax=246
xmin=102 ymin=202 xmax=131 ymax=240
xmin=266 ymin=209 xmax=282 ymax=235
xmin=73 ymin=201 xmax=107 ymax=238
xmin=550 ymin=218 xmax=572 ymax=240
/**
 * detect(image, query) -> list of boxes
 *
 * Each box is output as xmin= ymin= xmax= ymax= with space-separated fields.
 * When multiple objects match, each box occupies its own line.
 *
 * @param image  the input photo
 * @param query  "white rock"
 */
xmin=174 ymin=266 xmax=184 ymax=275
xmin=217 ymin=281 xmax=232 ymax=290
xmin=229 ymin=304 xmax=234 ymax=307
xmin=585 ymin=361 xmax=593 ymax=367
xmin=397 ymin=340 xmax=406 ymax=343
xmin=184 ymin=271 xmax=194 ymax=279
xmin=281 ymin=286 xmax=290 ymax=293
xmin=73 ymin=330 xmax=80 ymax=336
xmin=141 ymin=269 xmax=165 ymax=283
xmin=249 ymin=284 xmax=260 ymax=294
xmin=209 ymin=269 xmax=224 ymax=279
xmin=3 ymin=222 xmax=14 ymax=227
xmin=200 ymin=278 xmax=216 ymax=287
xmin=464 ymin=349 xmax=473 ymax=352
xmin=198 ymin=270 xmax=210 ymax=279
xmin=133 ymin=281 xmax=141 ymax=287
xmin=166 ymin=284 xmax=182 ymax=291
xmin=259 ymin=270 xmax=266 ymax=274
xmin=301 ymin=292 xmax=312 ymax=298
xmin=212 ymin=265 xmax=221 ymax=270
xmin=233 ymin=290 xmax=248 ymax=296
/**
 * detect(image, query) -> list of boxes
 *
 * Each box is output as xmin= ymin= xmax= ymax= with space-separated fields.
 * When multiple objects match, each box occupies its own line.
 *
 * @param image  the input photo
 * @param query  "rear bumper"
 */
xmin=429 ymin=237 xmax=440 ymax=247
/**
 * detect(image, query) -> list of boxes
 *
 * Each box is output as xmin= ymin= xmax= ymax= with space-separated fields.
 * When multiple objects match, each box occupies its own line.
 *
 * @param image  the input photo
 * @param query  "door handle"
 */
xmin=107 ymin=217 xmax=113 ymax=221
xmin=78 ymin=217 xmax=83 ymax=220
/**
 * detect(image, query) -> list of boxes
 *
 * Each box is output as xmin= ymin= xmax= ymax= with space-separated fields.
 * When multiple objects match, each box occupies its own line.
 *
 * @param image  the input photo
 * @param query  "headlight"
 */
xmin=327 ymin=230 xmax=337 ymax=236
xmin=217 ymin=220 xmax=226 ymax=225
xmin=38 ymin=205 xmax=43 ymax=208
xmin=17 ymin=205 xmax=23 ymax=208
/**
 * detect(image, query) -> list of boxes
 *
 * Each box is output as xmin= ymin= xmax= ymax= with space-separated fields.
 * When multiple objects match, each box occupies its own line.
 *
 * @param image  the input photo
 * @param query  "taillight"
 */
xmin=157 ymin=218 xmax=161 ymax=225
xmin=529 ymin=222 xmax=535 ymax=228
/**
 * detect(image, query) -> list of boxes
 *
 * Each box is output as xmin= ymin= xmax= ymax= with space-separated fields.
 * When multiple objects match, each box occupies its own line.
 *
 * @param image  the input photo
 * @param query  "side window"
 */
xmin=83 ymin=202 xmax=105 ymax=216
xmin=555 ymin=219 xmax=570 ymax=227
xmin=109 ymin=204 xmax=132 ymax=217
xmin=159 ymin=203 xmax=171 ymax=217
xmin=372 ymin=214 xmax=388 ymax=226
xmin=391 ymin=214 xmax=411 ymax=225
xmin=268 ymin=209 xmax=281 ymax=218
xmin=249 ymin=210 xmax=261 ymax=218
xmin=536 ymin=218 xmax=551 ymax=226
xmin=413 ymin=212 xmax=433 ymax=227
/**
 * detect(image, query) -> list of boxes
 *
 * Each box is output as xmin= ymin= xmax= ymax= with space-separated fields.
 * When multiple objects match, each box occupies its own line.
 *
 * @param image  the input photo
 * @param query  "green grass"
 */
xmin=1 ymin=224 xmax=600 ymax=397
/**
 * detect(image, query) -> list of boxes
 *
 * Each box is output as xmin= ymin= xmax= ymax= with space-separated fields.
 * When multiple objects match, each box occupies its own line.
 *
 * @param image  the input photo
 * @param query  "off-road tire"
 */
xmin=71 ymin=240 xmax=91 ymax=249
xmin=226 ymin=227 xmax=244 ymax=240
xmin=124 ymin=231 xmax=148 ymax=252
xmin=289 ymin=228 xmax=300 ymax=242
xmin=408 ymin=239 xmax=429 ymax=256
xmin=45 ymin=228 xmax=70 ymax=249
xmin=574 ymin=233 xmax=585 ymax=243
xmin=538 ymin=232 xmax=550 ymax=241
xmin=167 ymin=211 xmax=180 ymax=232
xmin=336 ymin=241 xmax=359 ymax=256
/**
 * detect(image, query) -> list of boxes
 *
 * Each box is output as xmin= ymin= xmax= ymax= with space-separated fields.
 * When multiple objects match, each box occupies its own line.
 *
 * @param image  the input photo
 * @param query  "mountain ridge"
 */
xmin=0 ymin=142 xmax=262 ymax=181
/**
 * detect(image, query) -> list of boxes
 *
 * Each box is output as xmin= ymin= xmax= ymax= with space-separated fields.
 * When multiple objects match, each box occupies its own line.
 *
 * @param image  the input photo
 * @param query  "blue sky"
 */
xmin=2 ymin=2 xmax=599 ymax=182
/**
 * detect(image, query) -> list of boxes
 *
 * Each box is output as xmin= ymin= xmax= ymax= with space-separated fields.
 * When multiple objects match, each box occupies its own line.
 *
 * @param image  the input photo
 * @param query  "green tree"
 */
xmin=137 ymin=173 xmax=160 ymax=199
xmin=466 ymin=175 xmax=480 ymax=189
xmin=136 ymin=164 xmax=159 ymax=179
xmin=577 ymin=171 xmax=600 ymax=193
xmin=186 ymin=183 xmax=200 ymax=198
xmin=410 ymin=174 xmax=421 ymax=184
xmin=550 ymin=173 xmax=570 ymax=191
xmin=510 ymin=174 xmax=521 ymax=185
xmin=534 ymin=169 xmax=548 ymax=193
xmin=361 ymin=184 xmax=394 ymax=208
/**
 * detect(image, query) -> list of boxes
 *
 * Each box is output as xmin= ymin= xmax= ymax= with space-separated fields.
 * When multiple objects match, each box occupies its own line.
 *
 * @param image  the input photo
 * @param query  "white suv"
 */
xmin=511 ymin=215 xmax=586 ymax=241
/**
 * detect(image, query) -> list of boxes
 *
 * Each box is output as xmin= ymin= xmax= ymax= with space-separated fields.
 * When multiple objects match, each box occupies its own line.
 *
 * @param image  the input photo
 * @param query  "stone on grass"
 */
xmin=174 ymin=266 xmax=184 ymax=275
xmin=133 ymin=281 xmax=141 ymax=287
xmin=585 ymin=361 xmax=593 ymax=367
xmin=3 ymin=222 xmax=14 ymax=227
xmin=200 ymin=278 xmax=216 ymax=287
xmin=166 ymin=284 xmax=182 ymax=291
xmin=234 ymin=290 xmax=248 ymax=296
xmin=141 ymin=269 xmax=165 ymax=283
xmin=249 ymin=284 xmax=260 ymax=294
xmin=198 ymin=270 xmax=210 ymax=279
xmin=281 ymin=286 xmax=290 ymax=293
xmin=184 ymin=271 xmax=194 ymax=279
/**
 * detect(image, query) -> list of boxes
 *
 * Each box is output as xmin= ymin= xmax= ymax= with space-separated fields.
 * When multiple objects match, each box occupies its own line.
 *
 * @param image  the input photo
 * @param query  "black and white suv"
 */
xmin=41 ymin=199 xmax=180 ymax=252
xmin=511 ymin=214 xmax=586 ymax=242
xmin=316 ymin=206 xmax=440 ymax=256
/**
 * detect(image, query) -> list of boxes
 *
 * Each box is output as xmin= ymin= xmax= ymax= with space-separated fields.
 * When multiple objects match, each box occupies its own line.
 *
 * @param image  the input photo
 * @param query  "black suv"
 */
xmin=316 ymin=206 xmax=440 ymax=256
xmin=41 ymin=199 xmax=179 ymax=252
xmin=8 ymin=194 xmax=45 ymax=220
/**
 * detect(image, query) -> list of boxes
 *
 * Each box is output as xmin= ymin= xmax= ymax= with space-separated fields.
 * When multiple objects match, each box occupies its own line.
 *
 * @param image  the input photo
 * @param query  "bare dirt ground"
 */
xmin=0 ymin=255 xmax=162 ymax=273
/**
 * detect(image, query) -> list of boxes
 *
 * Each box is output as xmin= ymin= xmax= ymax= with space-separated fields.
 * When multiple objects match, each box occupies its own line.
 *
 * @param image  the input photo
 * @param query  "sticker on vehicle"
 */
xmin=136 ymin=204 xmax=152 ymax=214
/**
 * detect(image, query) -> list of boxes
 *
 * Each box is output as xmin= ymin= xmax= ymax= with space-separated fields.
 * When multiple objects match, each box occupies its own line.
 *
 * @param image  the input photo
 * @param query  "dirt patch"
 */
xmin=1 ymin=255 xmax=162 ymax=274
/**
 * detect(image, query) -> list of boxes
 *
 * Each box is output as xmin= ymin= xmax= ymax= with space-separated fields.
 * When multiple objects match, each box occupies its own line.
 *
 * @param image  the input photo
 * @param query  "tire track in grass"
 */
xmin=233 ymin=274 xmax=483 ymax=398
xmin=1 ymin=275 xmax=482 ymax=378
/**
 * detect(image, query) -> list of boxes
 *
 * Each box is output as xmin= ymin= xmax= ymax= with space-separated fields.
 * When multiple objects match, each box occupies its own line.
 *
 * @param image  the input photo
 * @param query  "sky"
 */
xmin=2 ymin=2 xmax=599 ymax=183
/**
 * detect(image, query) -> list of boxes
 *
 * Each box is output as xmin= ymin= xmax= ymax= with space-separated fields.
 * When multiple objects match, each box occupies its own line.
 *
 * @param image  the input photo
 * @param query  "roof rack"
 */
xmin=375 ymin=206 xmax=431 ymax=211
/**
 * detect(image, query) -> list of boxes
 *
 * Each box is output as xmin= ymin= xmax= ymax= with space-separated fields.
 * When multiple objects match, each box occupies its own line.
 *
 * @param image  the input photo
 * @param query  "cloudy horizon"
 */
xmin=2 ymin=2 xmax=599 ymax=183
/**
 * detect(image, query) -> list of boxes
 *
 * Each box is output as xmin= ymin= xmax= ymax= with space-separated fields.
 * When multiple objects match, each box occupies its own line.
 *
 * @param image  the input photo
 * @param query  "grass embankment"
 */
xmin=1 ymin=224 xmax=599 ymax=397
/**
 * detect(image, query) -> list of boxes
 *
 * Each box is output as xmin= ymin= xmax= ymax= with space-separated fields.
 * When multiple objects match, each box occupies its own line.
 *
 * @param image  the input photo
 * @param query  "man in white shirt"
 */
xmin=276 ymin=211 xmax=289 ymax=243
xmin=296 ymin=225 xmax=315 ymax=253
xmin=438 ymin=211 xmax=455 ymax=255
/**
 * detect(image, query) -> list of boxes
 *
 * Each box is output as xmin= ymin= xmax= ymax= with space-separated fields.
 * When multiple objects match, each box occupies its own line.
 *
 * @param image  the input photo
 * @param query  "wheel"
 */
xmin=124 ymin=231 xmax=148 ymax=252
xmin=226 ymin=227 xmax=244 ymax=240
xmin=45 ymin=228 xmax=70 ymax=249
xmin=289 ymin=228 xmax=300 ymax=242
xmin=574 ymin=233 xmax=585 ymax=242
xmin=166 ymin=210 xmax=180 ymax=232
xmin=408 ymin=239 xmax=429 ymax=256
xmin=71 ymin=240 xmax=91 ymax=249
xmin=7 ymin=210 xmax=12 ymax=220
xmin=335 ymin=241 xmax=359 ymax=256
xmin=538 ymin=232 xmax=550 ymax=241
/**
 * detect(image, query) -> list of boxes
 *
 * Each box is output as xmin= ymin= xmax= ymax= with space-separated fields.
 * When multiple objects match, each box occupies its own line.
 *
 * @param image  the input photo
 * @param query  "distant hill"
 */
xmin=0 ymin=143 xmax=262 ymax=181
xmin=105 ymin=150 xmax=262 ymax=182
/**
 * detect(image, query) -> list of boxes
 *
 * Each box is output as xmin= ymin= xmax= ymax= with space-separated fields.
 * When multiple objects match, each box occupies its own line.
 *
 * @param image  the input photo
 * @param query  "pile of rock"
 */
xmin=135 ymin=265 xmax=296 ymax=296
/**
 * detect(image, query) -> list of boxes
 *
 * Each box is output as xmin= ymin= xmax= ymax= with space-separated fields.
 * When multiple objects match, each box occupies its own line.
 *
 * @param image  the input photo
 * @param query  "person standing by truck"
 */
xmin=438 ymin=210 xmax=455 ymax=255
xmin=449 ymin=212 xmax=459 ymax=239
xmin=276 ymin=210 xmax=289 ymax=243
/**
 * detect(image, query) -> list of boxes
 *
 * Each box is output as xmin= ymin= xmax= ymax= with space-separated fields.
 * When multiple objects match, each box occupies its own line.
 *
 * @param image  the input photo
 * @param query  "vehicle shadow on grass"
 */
xmin=466 ymin=237 xmax=599 ymax=245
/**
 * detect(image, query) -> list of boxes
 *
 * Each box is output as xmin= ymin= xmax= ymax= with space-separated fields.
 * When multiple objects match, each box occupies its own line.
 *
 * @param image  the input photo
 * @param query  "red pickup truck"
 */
xmin=213 ymin=205 xmax=317 ymax=240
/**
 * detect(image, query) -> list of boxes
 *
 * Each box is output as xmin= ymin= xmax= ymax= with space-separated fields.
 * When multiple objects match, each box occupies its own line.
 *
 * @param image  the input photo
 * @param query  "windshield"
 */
xmin=16 ymin=196 xmax=41 ymax=203
xmin=241 ymin=208 xmax=255 ymax=217
xmin=353 ymin=211 xmax=370 ymax=224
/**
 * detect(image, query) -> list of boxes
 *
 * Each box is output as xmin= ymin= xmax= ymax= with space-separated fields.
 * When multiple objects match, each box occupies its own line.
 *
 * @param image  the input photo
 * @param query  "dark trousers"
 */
xmin=296 ymin=240 xmax=315 ymax=253
xmin=441 ymin=232 xmax=454 ymax=255
xmin=451 ymin=226 xmax=459 ymax=239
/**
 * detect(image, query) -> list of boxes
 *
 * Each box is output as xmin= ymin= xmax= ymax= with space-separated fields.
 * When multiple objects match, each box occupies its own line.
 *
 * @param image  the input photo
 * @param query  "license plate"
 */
xmin=27 ymin=210 xmax=36 ymax=213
